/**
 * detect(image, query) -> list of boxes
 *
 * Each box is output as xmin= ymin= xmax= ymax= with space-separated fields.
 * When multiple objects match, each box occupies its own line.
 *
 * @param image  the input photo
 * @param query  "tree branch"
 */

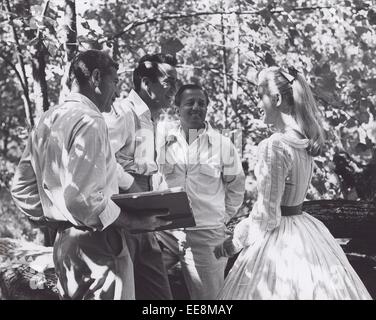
xmin=5 ymin=0 xmax=33 ymax=128
xmin=220 ymin=2 xmax=229 ymax=128
xmin=0 ymin=52 xmax=27 ymax=94
xmin=105 ymin=6 xmax=331 ymax=42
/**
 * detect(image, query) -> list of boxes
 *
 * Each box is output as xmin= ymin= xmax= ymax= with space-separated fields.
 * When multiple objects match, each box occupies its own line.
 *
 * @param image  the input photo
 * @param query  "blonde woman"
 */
xmin=214 ymin=66 xmax=372 ymax=300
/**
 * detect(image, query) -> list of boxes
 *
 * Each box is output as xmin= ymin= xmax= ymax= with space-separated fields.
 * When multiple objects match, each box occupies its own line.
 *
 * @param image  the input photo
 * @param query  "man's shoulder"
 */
xmin=40 ymin=102 xmax=102 ymax=123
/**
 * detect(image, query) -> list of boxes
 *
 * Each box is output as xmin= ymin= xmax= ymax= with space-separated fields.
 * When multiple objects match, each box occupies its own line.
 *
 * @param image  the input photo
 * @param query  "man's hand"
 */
xmin=214 ymin=235 xmax=242 ymax=259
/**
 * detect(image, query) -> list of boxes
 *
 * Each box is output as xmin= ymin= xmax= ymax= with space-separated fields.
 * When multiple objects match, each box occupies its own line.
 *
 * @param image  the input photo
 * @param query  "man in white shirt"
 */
xmin=104 ymin=53 xmax=178 ymax=299
xmin=11 ymin=50 xmax=165 ymax=300
xmin=156 ymin=84 xmax=245 ymax=299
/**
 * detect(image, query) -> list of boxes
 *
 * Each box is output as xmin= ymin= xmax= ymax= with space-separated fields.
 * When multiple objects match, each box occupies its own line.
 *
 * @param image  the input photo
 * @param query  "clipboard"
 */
xmin=111 ymin=187 xmax=196 ymax=233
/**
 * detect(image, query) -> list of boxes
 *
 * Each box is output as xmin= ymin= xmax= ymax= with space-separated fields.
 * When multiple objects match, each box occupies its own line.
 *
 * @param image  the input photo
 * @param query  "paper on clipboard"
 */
xmin=111 ymin=187 xmax=196 ymax=232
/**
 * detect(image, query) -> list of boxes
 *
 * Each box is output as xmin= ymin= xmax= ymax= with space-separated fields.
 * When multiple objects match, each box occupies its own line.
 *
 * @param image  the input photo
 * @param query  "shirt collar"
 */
xmin=278 ymin=131 xmax=309 ymax=149
xmin=64 ymin=92 xmax=101 ymax=114
xmin=167 ymin=122 xmax=216 ymax=146
xmin=127 ymin=89 xmax=151 ymax=118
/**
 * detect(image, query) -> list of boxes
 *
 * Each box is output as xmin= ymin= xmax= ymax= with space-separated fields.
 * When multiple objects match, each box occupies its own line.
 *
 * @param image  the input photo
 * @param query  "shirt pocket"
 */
xmin=197 ymin=164 xmax=222 ymax=195
xmin=160 ymin=163 xmax=174 ymax=175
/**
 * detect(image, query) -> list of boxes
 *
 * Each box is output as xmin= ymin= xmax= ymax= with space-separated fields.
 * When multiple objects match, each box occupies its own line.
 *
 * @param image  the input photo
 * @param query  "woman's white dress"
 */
xmin=218 ymin=132 xmax=371 ymax=300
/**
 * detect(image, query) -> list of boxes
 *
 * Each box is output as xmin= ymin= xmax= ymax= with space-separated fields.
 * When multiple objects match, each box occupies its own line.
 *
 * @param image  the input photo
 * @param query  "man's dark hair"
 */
xmin=174 ymin=84 xmax=209 ymax=107
xmin=133 ymin=53 xmax=177 ymax=92
xmin=68 ymin=50 xmax=119 ymax=88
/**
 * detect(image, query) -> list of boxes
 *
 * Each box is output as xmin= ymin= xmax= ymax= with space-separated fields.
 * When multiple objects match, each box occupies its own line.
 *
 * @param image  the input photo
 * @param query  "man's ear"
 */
xmin=175 ymin=106 xmax=180 ymax=116
xmin=91 ymin=68 xmax=101 ymax=88
xmin=274 ymin=93 xmax=282 ymax=108
xmin=141 ymin=77 xmax=152 ymax=97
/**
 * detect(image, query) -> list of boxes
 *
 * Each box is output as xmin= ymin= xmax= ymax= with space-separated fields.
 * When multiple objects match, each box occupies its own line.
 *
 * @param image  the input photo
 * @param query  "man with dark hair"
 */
xmin=174 ymin=84 xmax=209 ymax=107
xmin=132 ymin=53 xmax=177 ymax=92
xmin=157 ymin=84 xmax=245 ymax=300
xmin=11 ymin=49 xmax=166 ymax=300
xmin=104 ymin=53 xmax=178 ymax=300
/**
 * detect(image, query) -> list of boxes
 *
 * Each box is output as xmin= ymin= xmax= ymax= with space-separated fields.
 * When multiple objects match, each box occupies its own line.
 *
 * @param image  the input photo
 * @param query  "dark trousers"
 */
xmin=123 ymin=173 xmax=172 ymax=300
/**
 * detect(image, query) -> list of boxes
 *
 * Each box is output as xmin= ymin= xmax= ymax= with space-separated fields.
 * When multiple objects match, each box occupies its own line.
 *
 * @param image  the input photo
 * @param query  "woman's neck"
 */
xmin=276 ymin=113 xmax=304 ymax=137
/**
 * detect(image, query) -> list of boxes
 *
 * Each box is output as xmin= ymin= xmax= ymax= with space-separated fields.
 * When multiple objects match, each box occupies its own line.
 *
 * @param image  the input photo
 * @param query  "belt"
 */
xmin=281 ymin=204 xmax=303 ymax=216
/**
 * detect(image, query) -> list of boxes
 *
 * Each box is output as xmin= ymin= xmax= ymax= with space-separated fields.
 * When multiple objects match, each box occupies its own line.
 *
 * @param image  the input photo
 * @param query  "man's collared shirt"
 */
xmin=11 ymin=93 xmax=122 ymax=230
xmin=104 ymin=90 xmax=158 ymax=181
xmin=158 ymin=122 xmax=245 ymax=230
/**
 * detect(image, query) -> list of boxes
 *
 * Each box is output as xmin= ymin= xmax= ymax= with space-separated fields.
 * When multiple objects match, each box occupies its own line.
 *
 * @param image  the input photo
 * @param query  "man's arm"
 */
xmin=222 ymin=141 xmax=246 ymax=222
xmin=103 ymin=105 xmax=135 ymax=191
xmin=11 ymin=135 xmax=43 ymax=219
xmin=63 ymin=117 xmax=121 ymax=230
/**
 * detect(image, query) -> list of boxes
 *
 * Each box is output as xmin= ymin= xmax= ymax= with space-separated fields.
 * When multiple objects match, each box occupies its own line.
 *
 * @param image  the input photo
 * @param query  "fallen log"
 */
xmin=302 ymin=200 xmax=376 ymax=238
xmin=0 ymin=238 xmax=58 ymax=300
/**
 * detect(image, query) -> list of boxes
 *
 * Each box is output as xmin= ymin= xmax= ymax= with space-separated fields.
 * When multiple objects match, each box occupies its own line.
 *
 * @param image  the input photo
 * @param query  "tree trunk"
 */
xmin=21 ymin=0 xmax=50 ymax=122
xmin=31 ymin=36 xmax=50 ymax=120
xmin=220 ymin=11 xmax=229 ymax=128
xmin=4 ymin=0 xmax=34 ymax=129
xmin=59 ymin=0 xmax=78 ymax=104
xmin=231 ymin=11 xmax=240 ymax=101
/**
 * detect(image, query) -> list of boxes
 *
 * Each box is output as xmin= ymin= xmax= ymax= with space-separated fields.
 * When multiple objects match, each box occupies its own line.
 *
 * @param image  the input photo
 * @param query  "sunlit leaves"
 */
xmin=1 ymin=0 xmax=376 ymax=202
xmin=367 ymin=9 xmax=376 ymax=25
xmin=160 ymin=37 xmax=184 ymax=55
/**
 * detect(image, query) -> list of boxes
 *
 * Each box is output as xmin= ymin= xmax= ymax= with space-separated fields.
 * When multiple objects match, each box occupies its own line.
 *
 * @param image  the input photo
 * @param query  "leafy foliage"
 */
xmin=1 ymin=0 xmax=376 ymax=240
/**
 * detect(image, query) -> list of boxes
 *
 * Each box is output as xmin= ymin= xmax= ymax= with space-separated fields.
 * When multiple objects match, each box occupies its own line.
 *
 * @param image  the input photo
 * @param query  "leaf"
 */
xmin=282 ymin=3 xmax=294 ymax=13
xmin=304 ymin=24 xmax=315 ymax=33
xmin=345 ymin=117 xmax=357 ymax=128
xmin=29 ymin=17 xmax=38 ymax=30
xmin=355 ymin=26 xmax=369 ymax=37
xmin=47 ymin=43 xmax=58 ymax=57
xmin=355 ymin=143 xmax=368 ymax=153
xmin=31 ymin=4 xmax=43 ymax=16
xmin=189 ymin=76 xmax=200 ymax=84
xmin=349 ymin=69 xmax=361 ymax=80
xmin=261 ymin=43 xmax=270 ymax=51
xmin=247 ymin=22 xmax=260 ymax=31
xmin=362 ymin=54 xmax=372 ymax=65
xmin=271 ymin=16 xmax=283 ymax=31
xmin=259 ymin=8 xmax=271 ymax=25
xmin=81 ymin=21 xmax=91 ymax=30
xmin=367 ymin=9 xmax=376 ymax=25
xmin=366 ymin=78 xmax=376 ymax=90
xmin=288 ymin=27 xmax=299 ymax=42
xmin=12 ymin=18 xmax=23 ymax=28
xmin=315 ymin=87 xmax=342 ymax=107
xmin=160 ymin=37 xmax=184 ymax=55
xmin=265 ymin=52 xmax=276 ymax=67
xmin=313 ymin=50 xmax=322 ymax=62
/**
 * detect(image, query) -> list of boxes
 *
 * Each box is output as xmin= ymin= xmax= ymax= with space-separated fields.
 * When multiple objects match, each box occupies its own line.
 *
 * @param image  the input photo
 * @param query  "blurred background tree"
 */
xmin=1 ymin=0 xmax=376 ymax=242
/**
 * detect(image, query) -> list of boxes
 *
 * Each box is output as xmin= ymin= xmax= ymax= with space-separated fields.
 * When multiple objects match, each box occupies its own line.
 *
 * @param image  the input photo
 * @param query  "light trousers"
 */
xmin=156 ymin=227 xmax=228 ymax=300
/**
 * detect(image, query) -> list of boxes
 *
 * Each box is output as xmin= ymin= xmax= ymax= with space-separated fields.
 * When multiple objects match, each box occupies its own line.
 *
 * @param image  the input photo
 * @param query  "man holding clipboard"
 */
xmin=111 ymin=187 xmax=196 ymax=234
xmin=104 ymin=53 xmax=178 ymax=300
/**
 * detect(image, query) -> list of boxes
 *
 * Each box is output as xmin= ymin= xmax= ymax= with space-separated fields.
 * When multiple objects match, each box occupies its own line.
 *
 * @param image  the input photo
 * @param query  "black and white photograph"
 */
xmin=0 ymin=0 xmax=375 ymax=308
